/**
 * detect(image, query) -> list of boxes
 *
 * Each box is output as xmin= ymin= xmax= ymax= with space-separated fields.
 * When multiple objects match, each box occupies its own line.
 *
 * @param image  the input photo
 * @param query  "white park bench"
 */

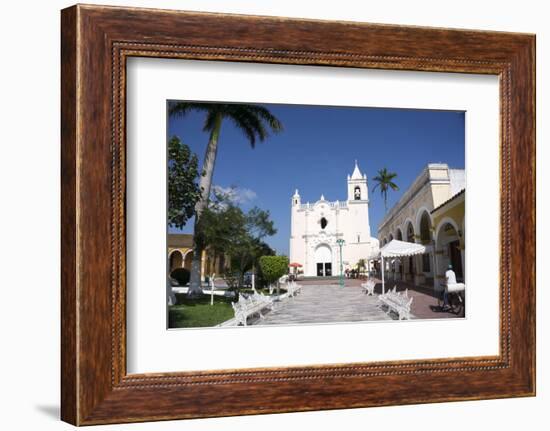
xmin=269 ymin=275 xmax=289 ymax=295
xmin=361 ymin=279 xmax=376 ymax=295
xmin=231 ymin=293 xmax=274 ymax=326
xmin=378 ymin=286 xmax=414 ymax=320
xmin=285 ymin=281 xmax=302 ymax=297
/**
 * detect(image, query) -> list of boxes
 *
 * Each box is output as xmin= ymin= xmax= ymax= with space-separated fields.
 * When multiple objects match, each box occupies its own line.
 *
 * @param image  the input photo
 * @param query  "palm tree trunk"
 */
xmin=188 ymin=113 xmax=222 ymax=296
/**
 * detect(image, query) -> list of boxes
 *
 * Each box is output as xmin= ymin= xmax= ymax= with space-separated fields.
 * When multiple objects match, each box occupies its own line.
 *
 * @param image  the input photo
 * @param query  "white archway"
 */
xmin=434 ymin=217 xmax=461 ymax=244
xmin=395 ymin=228 xmax=403 ymax=241
xmin=415 ymin=206 xmax=434 ymax=237
xmin=415 ymin=209 xmax=435 ymax=282
xmin=434 ymin=217 xmax=463 ymax=288
xmin=402 ymin=218 xmax=416 ymax=240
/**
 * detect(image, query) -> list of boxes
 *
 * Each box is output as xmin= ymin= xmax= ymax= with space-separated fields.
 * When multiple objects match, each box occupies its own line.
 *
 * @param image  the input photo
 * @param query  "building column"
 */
xmin=397 ymin=258 xmax=402 ymax=281
xmin=414 ymin=254 xmax=425 ymax=286
xmin=460 ymin=237 xmax=465 ymax=281
xmin=433 ymin=249 xmax=439 ymax=294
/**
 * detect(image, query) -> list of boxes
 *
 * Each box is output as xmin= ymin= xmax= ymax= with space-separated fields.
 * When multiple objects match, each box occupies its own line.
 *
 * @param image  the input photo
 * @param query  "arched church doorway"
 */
xmin=315 ymin=244 xmax=332 ymax=277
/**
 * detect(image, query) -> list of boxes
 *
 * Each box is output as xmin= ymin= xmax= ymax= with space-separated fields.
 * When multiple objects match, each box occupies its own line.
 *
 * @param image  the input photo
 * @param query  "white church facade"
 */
xmin=289 ymin=162 xmax=379 ymax=277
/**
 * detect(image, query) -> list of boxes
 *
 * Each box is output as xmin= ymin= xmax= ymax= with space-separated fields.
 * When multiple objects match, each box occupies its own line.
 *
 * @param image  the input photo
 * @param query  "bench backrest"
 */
xmin=384 ymin=288 xmax=412 ymax=308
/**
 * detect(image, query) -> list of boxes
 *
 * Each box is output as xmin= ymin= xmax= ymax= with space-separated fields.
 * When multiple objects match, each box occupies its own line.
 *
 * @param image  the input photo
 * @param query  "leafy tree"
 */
xmin=372 ymin=168 xmax=399 ymax=212
xmin=167 ymin=136 xmax=201 ymax=229
xmin=197 ymin=193 xmax=245 ymax=261
xmin=259 ymin=255 xmax=289 ymax=295
xmin=233 ymin=206 xmax=277 ymax=287
xmin=169 ymin=102 xmax=283 ymax=295
xmin=198 ymin=190 xmax=277 ymax=298
xmin=230 ymin=238 xmax=275 ymax=290
xmin=250 ymin=240 xmax=276 ymax=282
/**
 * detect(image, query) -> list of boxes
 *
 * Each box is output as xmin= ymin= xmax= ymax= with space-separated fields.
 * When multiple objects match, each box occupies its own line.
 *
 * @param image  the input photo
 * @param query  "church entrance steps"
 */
xmin=299 ymin=276 xmax=344 ymax=282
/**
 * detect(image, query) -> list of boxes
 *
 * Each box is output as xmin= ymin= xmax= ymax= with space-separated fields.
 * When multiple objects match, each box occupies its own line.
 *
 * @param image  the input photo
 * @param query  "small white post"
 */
xmin=252 ymin=273 xmax=256 ymax=293
xmin=210 ymin=273 xmax=215 ymax=306
xmin=167 ymin=280 xmax=176 ymax=306
xmin=381 ymin=255 xmax=385 ymax=294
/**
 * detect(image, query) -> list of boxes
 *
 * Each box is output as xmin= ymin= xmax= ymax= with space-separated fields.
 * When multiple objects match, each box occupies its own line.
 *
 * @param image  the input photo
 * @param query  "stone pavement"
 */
xmin=250 ymin=283 xmax=393 ymax=326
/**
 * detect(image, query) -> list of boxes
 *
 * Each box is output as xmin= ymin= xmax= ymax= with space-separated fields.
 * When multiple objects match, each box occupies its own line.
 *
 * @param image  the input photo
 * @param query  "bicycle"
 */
xmin=437 ymin=285 xmax=465 ymax=317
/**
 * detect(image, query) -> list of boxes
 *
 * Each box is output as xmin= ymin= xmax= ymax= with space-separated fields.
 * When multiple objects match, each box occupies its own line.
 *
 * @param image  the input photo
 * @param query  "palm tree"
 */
xmin=372 ymin=168 xmax=399 ymax=212
xmin=169 ymin=102 xmax=283 ymax=296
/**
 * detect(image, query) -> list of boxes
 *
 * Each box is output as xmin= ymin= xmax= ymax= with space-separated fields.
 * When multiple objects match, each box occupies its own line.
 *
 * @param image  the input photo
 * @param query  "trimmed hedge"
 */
xmin=170 ymin=267 xmax=190 ymax=286
xmin=259 ymin=255 xmax=289 ymax=285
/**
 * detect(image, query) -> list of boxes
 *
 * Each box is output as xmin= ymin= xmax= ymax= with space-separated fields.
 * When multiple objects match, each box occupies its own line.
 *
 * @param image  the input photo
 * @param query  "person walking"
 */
xmin=443 ymin=264 xmax=457 ymax=310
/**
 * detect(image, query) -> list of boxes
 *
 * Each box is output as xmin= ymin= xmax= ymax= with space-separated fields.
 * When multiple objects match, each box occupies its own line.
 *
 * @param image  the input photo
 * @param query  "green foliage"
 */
xmin=250 ymin=241 xmax=276 ymax=274
xmin=372 ymin=167 xmax=399 ymax=212
xmin=223 ymin=271 xmax=240 ymax=288
xmin=198 ymin=190 xmax=276 ymax=288
xmin=258 ymin=255 xmax=289 ymax=285
xmin=167 ymin=136 xmax=201 ymax=229
xmin=170 ymin=267 xmax=190 ymax=286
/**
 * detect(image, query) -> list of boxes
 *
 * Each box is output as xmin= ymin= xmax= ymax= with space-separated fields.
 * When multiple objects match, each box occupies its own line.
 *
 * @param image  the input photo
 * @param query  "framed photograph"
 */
xmin=61 ymin=4 xmax=535 ymax=425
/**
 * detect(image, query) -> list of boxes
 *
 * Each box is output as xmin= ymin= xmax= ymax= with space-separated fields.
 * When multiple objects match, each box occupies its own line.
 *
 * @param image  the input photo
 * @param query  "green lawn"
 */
xmin=169 ymin=294 xmax=235 ymax=328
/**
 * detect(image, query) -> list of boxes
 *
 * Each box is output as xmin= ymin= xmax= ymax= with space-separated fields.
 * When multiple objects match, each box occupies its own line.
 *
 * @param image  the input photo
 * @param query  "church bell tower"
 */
xmin=347 ymin=160 xmax=368 ymax=202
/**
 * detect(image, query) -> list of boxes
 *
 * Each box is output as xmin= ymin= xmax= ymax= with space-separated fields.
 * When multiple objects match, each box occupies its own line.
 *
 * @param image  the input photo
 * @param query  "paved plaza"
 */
xmin=256 ymin=283 xmax=392 ymax=325
xmin=246 ymin=278 xmax=461 ymax=326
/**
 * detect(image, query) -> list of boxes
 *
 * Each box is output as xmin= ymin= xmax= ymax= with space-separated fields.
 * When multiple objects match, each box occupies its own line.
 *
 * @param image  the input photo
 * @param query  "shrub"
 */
xmin=259 ymin=255 xmax=289 ymax=285
xmin=170 ymin=267 xmax=190 ymax=286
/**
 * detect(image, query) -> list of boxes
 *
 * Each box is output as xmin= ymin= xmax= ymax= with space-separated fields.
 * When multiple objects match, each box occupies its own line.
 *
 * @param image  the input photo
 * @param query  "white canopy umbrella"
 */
xmin=377 ymin=240 xmax=427 ymax=294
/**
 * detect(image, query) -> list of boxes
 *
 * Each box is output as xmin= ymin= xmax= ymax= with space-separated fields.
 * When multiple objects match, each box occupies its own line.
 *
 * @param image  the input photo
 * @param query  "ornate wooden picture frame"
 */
xmin=61 ymin=4 xmax=535 ymax=425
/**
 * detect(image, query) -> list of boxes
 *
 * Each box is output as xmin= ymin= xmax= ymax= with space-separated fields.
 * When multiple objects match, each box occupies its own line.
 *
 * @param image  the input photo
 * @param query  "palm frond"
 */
xmin=244 ymin=105 xmax=284 ymax=133
xmin=168 ymin=101 xmax=213 ymax=118
xmin=223 ymin=104 xmax=281 ymax=147
xmin=230 ymin=118 xmax=258 ymax=147
xmin=389 ymin=182 xmax=399 ymax=191
xmin=170 ymin=101 xmax=283 ymax=150
xmin=203 ymin=110 xmax=221 ymax=132
xmin=238 ymin=111 xmax=268 ymax=142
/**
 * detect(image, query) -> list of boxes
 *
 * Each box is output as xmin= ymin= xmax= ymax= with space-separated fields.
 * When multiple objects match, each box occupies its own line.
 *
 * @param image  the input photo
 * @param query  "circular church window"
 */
xmin=320 ymin=217 xmax=328 ymax=229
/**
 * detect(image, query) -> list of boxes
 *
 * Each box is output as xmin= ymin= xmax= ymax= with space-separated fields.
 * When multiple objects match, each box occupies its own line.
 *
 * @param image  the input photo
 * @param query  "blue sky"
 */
xmin=168 ymin=102 xmax=464 ymax=255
